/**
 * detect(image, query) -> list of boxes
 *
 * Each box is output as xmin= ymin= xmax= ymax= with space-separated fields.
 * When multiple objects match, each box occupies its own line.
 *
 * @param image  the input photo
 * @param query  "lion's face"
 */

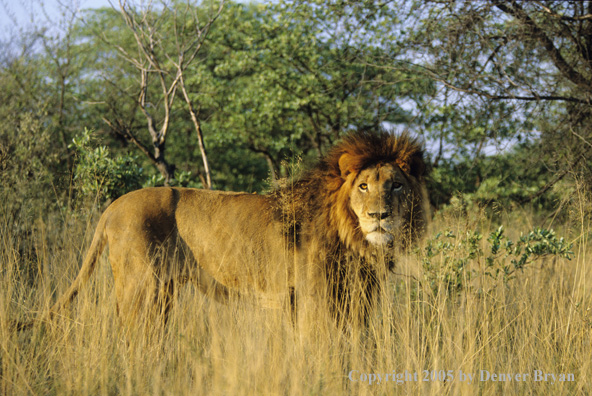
xmin=349 ymin=163 xmax=412 ymax=247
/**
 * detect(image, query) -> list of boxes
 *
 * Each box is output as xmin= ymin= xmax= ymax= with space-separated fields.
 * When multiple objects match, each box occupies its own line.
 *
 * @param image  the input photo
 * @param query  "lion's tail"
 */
xmin=15 ymin=214 xmax=108 ymax=331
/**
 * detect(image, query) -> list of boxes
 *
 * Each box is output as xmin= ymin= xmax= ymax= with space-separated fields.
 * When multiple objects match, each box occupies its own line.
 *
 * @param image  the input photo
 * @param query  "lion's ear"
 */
xmin=397 ymin=153 xmax=425 ymax=179
xmin=338 ymin=153 xmax=356 ymax=179
xmin=395 ymin=158 xmax=410 ymax=175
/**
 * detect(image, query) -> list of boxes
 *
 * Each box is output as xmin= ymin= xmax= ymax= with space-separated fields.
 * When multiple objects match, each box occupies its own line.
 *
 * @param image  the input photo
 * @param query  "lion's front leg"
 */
xmin=327 ymin=260 xmax=380 ymax=331
xmin=293 ymin=249 xmax=335 ymax=339
xmin=295 ymin=252 xmax=380 ymax=337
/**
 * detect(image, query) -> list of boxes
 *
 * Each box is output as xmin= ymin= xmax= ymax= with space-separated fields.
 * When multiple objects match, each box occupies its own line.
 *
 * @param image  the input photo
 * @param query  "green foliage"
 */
xmin=0 ymin=96 xmax=60 ymax=230
xmin=421 ymin=229 xmax=480 ymax=295
xmin=486 ymin=226 xmax=574 ymax=277
xmin=401 ymin=0 xmax=592 ymax=204
xmin=2 ymin=0 xmax=591 ymax=210
xmin=194 ymin=0 xmax=434 ymax=179
xmin=428 ymin=142 xmax=561 ymax=210
xmin=143 ymin=170 xmax=197 ymax=189
xmin=420 ymin=226 xmax=573 ymax=295
xmin=69 ymin=129 xmax=143 ymax=203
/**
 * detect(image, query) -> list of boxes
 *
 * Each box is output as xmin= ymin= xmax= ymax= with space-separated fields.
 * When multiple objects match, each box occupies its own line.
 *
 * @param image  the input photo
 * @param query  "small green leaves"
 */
xmin=69 ymin=128 xmax=143 ymax=204
xmin=420 ymin=225 xmax=573 ymax=295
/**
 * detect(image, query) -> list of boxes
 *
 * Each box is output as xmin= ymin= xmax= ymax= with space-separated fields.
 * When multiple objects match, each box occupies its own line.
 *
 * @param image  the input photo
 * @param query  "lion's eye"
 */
xmin=359 ymin=183 xmax=368 ymax=192
xmin=391 ymin=182 xmax=403 ymax=192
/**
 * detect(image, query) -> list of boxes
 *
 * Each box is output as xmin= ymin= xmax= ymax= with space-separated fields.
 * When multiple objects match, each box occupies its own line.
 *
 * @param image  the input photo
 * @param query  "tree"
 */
xmin=0 ymin=0 xmax=94 ymax=210
xmin=203 ymin=0 xmax=433 ymax=180
xmin=394 ymin=0 xmax=592 ymax=202
xmin=88 ymin=0 xmax=223 ymax=187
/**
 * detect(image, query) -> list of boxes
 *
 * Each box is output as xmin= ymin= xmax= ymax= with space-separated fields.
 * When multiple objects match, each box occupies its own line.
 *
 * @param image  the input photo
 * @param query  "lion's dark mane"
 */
xmin=270 ymin=130 xmax=427 ymax=323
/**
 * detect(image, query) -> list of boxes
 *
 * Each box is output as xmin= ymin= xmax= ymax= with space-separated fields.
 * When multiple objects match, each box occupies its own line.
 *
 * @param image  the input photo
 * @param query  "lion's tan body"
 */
xmin=57 ymin=188 xmax=294 ymax=324
xmin=49 ymin=130 xmax=428 ymax=330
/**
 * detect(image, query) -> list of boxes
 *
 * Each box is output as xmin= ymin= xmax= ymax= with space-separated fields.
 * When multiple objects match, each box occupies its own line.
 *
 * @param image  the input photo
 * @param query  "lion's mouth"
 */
xmin=365 ymin=228 xmax=394 ymax=246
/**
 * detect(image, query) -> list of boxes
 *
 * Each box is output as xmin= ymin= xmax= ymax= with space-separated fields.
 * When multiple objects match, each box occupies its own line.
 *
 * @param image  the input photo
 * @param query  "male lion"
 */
xmin=33 ymin=130 xmax=427 ymax=331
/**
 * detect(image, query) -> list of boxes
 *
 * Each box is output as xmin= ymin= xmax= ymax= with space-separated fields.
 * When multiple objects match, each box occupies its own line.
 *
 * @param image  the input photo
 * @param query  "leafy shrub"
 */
xmin=486 ymin=226 xmax=574 ymax=277
xmin=143 ymin=169 xmax=197 ymax=188
xmin=427 ymin=143 xmax=563 ymax=212
xmin=420 ymin=226 xmax=574 ymax=295
xmin=70 ymin=129 xmax=143 ymax=204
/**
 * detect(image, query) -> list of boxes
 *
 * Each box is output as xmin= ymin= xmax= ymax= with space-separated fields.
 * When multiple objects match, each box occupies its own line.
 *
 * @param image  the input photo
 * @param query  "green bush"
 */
xmin=420 ymin=226 xmax=574 ymax=295
xmin=427 ymin=143 xmax=563 ymax=212
xmin=143 ymin=169 xmax=197 ymax=189
xmin=69 ymin=129 xmax=143 ymax=204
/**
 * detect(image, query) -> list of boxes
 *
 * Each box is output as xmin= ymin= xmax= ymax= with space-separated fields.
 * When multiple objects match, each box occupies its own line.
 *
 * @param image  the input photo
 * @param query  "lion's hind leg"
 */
xmin=108 ymin=240 xmax=175 ymax=340
xmin=192 ymin=266 xmax=237 ymax=304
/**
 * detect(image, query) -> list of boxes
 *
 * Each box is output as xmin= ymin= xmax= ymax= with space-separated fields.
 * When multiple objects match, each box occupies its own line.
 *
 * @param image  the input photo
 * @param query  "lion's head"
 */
xmin=293 ymin=130 xmax=427 ymax=258
xmin=348 ymin=162 xmax=416 ymax=246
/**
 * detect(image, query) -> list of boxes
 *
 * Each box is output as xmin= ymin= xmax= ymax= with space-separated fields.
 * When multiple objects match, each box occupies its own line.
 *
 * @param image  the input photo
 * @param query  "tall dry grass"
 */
xmin=1 ymin=192 xmax=590 ymax=395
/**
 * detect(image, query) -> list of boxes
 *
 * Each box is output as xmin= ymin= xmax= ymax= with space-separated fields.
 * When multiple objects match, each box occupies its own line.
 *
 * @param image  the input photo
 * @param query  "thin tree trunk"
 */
xmin=153 ymin=141 xmax=175 ymax=186
xmin=179 ymin=76 xmax=212 ymax=189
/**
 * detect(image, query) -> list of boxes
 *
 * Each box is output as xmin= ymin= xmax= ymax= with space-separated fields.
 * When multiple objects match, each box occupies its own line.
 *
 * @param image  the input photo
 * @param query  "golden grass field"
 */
xmin=1 ymin=192 xmax=591 ymax=395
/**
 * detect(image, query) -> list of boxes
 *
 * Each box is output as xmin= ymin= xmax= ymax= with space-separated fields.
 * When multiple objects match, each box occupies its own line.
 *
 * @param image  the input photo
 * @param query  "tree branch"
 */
xmin=533 ymin=1 xmax=592 ymax=21
xmin=433 ymin=76 xmax=590 ymax=104
xmin=248 ymin=144 xmax=280 ymax=183
xmin=101 ymin=116 xmax=156 ymax=163
xmin=179 ymin=74 xmax=213 ymax=189
xmin=493 ymin=0 xmax=592 ymax=92
xmin=518 ymin=170 xmax=567 ymax=205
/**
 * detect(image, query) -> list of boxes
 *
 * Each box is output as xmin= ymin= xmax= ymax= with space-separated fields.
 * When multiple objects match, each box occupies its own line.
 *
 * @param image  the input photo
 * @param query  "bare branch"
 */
xmin=493 ymin=0 xmax=592 ymax=92
xmin=533 ymin=1 xmax=592 ymax=21
xmin=167 ymin=0 xmax=224 ymax=189
xmin=179 ymin=74 xmax=213 ymax=189
xmin=571 ymin=129 xmax=592 ymax=149
xmin=391 ymin=61 xmax=591 ymax=104
xmin=101 ymin=116 xmax=156 ymax=163
xmin=436 ymin=78 xmax=590 ymax=103
xmin=105 ymin=0 xmax=224 ymax=185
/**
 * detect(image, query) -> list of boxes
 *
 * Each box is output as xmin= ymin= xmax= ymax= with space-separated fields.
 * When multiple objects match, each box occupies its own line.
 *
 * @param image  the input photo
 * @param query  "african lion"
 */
xmin=35 ymin=130 xmax=427 ymax=331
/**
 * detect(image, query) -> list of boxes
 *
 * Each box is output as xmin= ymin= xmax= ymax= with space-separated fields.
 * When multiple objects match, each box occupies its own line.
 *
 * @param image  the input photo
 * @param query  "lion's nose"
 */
xmin=368 ymin=211 xmax=390 ymax=220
